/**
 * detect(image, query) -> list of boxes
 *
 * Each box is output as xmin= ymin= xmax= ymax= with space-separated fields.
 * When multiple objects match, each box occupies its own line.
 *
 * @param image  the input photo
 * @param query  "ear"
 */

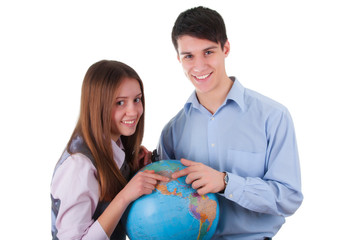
xmin=223 ymin=40 xmax=230 ymax=57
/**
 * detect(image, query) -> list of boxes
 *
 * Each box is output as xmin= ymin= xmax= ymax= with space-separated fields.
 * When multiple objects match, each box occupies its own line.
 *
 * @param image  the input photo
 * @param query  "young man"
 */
xmin=156 ymin=6 xmax=303 ymax=240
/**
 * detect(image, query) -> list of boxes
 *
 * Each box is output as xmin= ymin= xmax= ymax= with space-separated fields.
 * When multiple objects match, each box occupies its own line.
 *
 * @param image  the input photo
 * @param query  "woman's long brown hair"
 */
xmin=67 ymin=60 xmax=145 ymax=201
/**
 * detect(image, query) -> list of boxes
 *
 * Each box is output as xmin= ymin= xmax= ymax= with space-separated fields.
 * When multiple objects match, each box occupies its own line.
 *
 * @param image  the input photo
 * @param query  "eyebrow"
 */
xmin=116 ymin=92 xmax=142 ymax=99
xmin=179 ymin=46 xmax=219 ymax=56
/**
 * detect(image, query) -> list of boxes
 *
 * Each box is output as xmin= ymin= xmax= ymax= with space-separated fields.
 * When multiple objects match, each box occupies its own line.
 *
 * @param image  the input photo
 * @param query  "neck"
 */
xmin=196 ymin=77 xmax=233 ymax=115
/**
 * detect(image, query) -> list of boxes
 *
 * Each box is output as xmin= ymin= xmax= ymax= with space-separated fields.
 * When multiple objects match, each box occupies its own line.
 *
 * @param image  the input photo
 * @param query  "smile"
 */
xmin=121 ymin=120 xmax=136 ymax=125
xmin=193 ymin=72 xmax=212 ymax=80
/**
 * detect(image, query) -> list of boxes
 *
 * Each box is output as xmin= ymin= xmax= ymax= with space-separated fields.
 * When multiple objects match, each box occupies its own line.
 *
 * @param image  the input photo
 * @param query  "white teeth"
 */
xmin=122 ymin=120 xmax=135 ymax=124
xmin=195 ymin=73 xmax=210 ymax=80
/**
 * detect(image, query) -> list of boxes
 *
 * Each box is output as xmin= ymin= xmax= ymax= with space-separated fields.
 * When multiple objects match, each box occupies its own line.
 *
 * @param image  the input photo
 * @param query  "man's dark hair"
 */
xmin=171 ymin=6 xmax=228 ymax=52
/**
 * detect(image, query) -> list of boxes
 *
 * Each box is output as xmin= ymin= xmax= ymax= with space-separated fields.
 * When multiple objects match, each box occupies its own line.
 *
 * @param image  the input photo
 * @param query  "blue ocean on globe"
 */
xmin=125 ymin=160 xmax=219 ymax=240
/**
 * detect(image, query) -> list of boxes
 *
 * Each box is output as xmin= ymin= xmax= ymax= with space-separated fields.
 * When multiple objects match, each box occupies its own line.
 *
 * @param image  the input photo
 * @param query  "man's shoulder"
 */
xmin=244 ymin=87 xmax=289 ymax=114
xmin=230 ymin=78 xmax=289 ymax=114
xmin=163 ymin=107 xmax=188 ymax=130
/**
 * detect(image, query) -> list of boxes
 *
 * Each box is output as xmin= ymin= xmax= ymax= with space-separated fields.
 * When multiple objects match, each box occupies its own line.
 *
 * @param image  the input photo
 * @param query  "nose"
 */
xmin=193 ymin=56 xmax=206 ymax=73
xmin=125 ymin=101 xmax=143 ymax=117
xmin=125 ymin=102 xmax=138 ymax=116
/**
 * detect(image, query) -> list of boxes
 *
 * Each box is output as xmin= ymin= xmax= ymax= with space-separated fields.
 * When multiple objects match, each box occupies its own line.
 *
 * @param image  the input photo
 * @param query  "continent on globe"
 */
xmin=125 ymin=160 xmax=219 ymax=240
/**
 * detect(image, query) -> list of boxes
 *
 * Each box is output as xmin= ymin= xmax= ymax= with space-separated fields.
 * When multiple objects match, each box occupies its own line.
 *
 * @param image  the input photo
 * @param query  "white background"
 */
xmin=1 ymin=0 xmax=359 ymax=239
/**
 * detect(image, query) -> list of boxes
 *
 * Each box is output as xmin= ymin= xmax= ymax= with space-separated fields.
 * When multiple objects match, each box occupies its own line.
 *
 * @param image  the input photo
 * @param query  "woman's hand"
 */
xmin=121 ymin=170 xmax=169 ymax=204
xmin=99 ymin=170 xmax=168 ymax=237
xmin=136 ymin=146 xmax=152 ymax=169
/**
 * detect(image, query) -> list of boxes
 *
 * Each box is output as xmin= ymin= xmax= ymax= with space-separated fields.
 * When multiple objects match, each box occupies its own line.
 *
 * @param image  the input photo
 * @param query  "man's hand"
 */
xmin=172 ymin=158 xmax=225 ymax=195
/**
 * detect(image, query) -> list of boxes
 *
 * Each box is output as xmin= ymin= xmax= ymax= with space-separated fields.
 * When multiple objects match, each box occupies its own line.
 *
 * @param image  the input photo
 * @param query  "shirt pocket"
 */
xmin=227 ymin=149 xmax=266 ymax=177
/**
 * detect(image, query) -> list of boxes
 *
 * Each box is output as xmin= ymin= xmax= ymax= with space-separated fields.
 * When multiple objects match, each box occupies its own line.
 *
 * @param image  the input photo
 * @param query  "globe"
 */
xmin=125 ymin=160 xmax=219 ymax=240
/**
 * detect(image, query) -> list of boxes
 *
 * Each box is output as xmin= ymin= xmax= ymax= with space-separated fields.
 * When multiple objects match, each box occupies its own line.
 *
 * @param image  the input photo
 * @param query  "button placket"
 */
xmin=208 ymin=115 xmax=217 ymax=164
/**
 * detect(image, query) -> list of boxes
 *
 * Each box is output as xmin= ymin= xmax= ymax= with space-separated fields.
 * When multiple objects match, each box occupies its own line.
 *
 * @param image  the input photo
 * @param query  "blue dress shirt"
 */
xmin=157 ymin=77 xmax=303 ymax=239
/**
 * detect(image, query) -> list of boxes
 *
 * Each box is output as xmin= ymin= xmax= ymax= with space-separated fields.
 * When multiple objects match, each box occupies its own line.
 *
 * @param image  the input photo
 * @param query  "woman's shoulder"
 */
xmin=53 ymin=153 xmax=97 ymax=179
xmin=51 ymin=153 xmax=98 ymax=197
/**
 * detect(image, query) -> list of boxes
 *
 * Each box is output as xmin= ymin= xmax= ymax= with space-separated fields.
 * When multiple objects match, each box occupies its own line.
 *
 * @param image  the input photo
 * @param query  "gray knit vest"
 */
xmin=51 ymin=136 xmax=130 ymax=240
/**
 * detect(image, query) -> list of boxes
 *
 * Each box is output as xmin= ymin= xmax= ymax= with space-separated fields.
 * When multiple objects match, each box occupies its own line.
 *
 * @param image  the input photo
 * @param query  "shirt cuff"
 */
xmin=223 ymin=172 xmax=246 ymax=201
xmin=83 ymin=220 xmax=109 ymax=240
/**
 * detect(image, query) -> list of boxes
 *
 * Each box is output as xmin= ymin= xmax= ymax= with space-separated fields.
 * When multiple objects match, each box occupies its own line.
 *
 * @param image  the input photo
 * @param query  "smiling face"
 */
xmin=177 ymin=35 xmax=230 ymax=96
xmin=110 ymin=77 xmax=143 ymax=141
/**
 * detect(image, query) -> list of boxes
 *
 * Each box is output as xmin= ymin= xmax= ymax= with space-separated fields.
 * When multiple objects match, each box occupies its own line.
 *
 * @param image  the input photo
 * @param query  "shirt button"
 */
xmin=211 ymin=143 xmax=215 ymax=147
xmin=211 ymin=117 xmax=215 ymax=120
xmin=229 ymin=194 xmax=233 ymax=198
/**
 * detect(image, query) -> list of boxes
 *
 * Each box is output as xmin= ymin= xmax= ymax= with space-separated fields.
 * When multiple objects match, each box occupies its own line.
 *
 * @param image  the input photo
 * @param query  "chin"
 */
xmin=121 ymin=130 xmax=136 ymax=137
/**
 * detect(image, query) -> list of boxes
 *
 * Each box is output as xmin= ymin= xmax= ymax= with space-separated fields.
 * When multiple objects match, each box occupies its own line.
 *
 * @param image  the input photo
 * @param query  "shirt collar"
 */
xmin=111 ymin=138 xmax=125 ymax=169
xmin=184 ymin=76 xmax=246 ymax=113
xmin=227 ymin=77 xmax=246 ymax=111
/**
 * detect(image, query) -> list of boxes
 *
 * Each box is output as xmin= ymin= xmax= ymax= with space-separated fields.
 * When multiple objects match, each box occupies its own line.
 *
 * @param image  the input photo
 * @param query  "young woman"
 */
xmin=51 ymin=60 xmax=168 ymax=239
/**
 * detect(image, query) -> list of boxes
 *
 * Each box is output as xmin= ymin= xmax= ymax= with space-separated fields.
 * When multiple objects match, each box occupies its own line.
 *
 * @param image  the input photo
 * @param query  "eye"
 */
xmin=116 ymin=100 xmax=125 ymax=106
xmin=205 ymin=50 xmax=213 ymax=56
xmin=134 ymin=97 xmax=141 ymax=103
xmin=184 ymin=54 xmax=193 ymax=60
